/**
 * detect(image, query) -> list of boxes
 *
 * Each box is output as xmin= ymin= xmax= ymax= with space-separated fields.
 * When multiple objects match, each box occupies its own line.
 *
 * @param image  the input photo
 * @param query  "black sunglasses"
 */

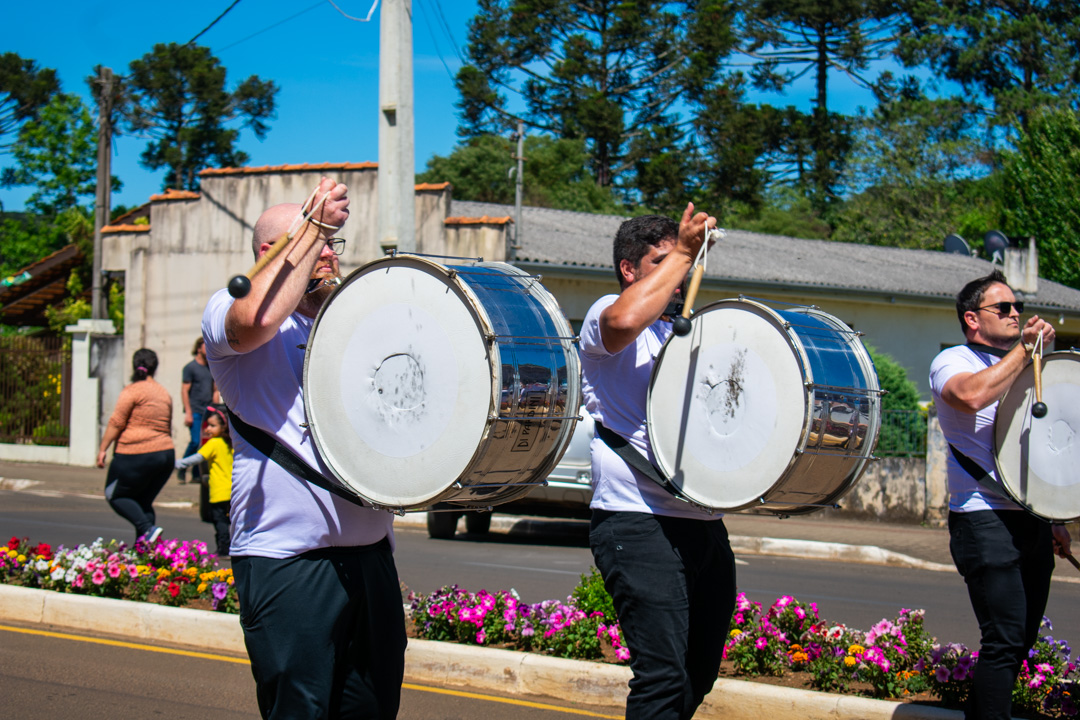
xmin=976 ymin=301 xmax=1024 ymax=315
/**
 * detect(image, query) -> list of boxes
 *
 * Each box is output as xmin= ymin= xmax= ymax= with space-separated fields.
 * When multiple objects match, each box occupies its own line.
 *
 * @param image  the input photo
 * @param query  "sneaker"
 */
xmin=147 ymin=526 xmax=163 ymax=543
xmin=176 ymin=469 xmax=187 ymax=485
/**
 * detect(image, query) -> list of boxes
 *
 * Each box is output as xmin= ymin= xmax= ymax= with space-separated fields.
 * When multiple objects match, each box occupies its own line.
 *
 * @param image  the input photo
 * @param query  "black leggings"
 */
xmin=105 ymin=449 xmax=175 ymax=540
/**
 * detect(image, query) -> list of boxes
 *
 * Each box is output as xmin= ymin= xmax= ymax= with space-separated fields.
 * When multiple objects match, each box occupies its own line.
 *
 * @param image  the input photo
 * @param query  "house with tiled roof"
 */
xmin=86 ymin=161 xmax=1080 ymax=462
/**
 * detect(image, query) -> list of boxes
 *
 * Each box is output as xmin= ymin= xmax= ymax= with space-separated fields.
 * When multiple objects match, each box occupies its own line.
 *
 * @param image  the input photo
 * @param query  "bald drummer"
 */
xmin=930 ymin=268 xmax=1071 ymax=720
xmin=202 ymin=178 xmax=406 ymax=719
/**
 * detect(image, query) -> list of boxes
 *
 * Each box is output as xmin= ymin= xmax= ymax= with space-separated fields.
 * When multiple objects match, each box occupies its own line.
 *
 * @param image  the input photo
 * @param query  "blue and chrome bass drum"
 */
xmin=303 ymin=254 xmax=581 ymax=512
xmin=647 ymin=297 xmax=882 ymax=515
xmin=994 ymin=350 xmax=1080 ymax=522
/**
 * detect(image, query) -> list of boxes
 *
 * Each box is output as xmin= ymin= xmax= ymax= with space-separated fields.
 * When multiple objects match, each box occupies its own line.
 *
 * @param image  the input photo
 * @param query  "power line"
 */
xmin=187 ymin=0 xmax=244 ymax=46
xmin=215 ymin=2 xmax=323 ymax=53
xmin=415 ymin=0 xmax=458 ymax=82
xmin=325 ymin=0 xmax=380 ymax=22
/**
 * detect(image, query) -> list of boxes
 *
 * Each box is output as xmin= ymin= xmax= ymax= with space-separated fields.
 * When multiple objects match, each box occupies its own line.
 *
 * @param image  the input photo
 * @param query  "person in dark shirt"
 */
xmin=178 ymin=337 xmax=218 ymax=484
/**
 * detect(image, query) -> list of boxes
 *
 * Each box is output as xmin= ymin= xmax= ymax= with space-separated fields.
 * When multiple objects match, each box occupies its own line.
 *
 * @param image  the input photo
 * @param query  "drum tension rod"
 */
xmin=297 ymin=344 xmax=306 ymax=350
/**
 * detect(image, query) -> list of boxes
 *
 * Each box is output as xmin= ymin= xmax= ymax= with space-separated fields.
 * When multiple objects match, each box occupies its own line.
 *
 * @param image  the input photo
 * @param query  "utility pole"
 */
xmin=378 ymin=0 xmax=416 ymax=253
xmin=509 ymin=119 xmax=524 ymax=262
xmin=91 ymin=66 xmax=115 ymax=320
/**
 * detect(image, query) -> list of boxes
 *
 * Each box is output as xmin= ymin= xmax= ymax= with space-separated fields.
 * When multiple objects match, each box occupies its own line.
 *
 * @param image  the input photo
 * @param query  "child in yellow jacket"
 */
xmin=175 ymin=405 xmax=233 ymax=556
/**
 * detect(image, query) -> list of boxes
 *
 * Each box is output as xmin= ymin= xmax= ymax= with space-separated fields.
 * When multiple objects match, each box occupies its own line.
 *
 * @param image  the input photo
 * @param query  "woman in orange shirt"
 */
xmin=97 ymin=348 xmax=175 ymax=543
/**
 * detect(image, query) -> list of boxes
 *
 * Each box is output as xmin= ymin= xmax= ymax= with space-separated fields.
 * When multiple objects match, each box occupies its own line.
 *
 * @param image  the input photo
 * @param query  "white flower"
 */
xmin=35 ymin=559 xmax=49 ymax=572
xmin=50 ymin=567 xmax=65 ymax=582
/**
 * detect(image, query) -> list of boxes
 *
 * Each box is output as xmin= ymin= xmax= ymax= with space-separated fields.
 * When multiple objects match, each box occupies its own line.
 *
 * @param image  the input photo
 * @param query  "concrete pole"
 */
xmin=92 ymin=67 xmax=114 ymax=319
xmin=510 ymin=119 xmax=524 ymax=263
xmin=379 ymin=0 xmax=416 ymax=253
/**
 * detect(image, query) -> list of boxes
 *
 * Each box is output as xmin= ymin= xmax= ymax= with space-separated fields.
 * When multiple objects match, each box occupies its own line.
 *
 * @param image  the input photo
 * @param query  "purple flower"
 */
xmin=935 ymin=666 xmax=951 ymax=683
xmin=212 ymin=582 xmax=228 ymax=600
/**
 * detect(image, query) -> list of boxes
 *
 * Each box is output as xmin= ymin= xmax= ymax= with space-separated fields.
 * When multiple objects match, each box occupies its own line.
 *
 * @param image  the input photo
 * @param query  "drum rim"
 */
xmin=303 ymin=254 xmax=498 ymax=507
xmin=647 ymin=297 xmax=880 ymax=513
xmin=302 ymin=255 xmax=582 ymax=510
xmin=993 ymin=349 xmax=1080 ymax=522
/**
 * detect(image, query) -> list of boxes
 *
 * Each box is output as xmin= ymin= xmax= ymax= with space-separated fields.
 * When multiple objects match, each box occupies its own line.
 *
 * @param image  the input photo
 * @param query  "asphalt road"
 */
xmin=0 ymin=622 xmax=622 ymax=720
xmin=4 ymin=488 xmax=1080 ymax=651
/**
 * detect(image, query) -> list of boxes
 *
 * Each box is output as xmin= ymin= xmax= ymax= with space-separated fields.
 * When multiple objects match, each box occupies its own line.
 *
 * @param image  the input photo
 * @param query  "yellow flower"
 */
xmin=197 ymin=583 xmax=208 ymax=594
xmin=848 ymin=644 xmax=865 ymax=655
xmin=844 ymin=656 xmax=857 ymax=667
xmin=6 ymin=550 xmax=16 ymax=559
xmin=136 ymin=564 xmax=150 ymax=575
xmin=729 ymin=629 xmax=743 ymax=638
xmin=16 ymin=554 xmax=26 ymax=563
xmin=200 ymin=572 xmax=214 ymax=582
xmin=789 ymin=644 xmax=802 ymax=652
xmin=184 ymin=567 xmax=198 ymax=578
xmin=217 ymin=569 xmax=231 ymax=580
xmin=157 ymin=568 xmax=172 ymax=580
xmin=792 ymin=652 xmax=809 ymax=664
xmin=226 ymin=576 xmax=234 ymax=586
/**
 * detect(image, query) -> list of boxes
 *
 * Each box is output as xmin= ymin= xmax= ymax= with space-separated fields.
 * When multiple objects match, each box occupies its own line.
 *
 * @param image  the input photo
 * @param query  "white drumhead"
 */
xmin=648 ymin=300 xmax=808 ymax=510
xmin=304 ymin=257 xmax=495 ymax=507
xmin=995 ymin=351 xmax=1080 ymax=521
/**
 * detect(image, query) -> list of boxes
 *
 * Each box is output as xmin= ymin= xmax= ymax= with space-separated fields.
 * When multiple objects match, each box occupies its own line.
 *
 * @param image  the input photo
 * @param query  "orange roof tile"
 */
xmin=415 ymin=182 xmax=451 ymax=191
xmin=199 ymin=162 xmax=378 ymax=177
xmin=102 ymin=224 xmax=152 ymax=234
xmin=445 ymin=215 xmax=513 ymax=226
xmin=149 ymin=189 xmax=200 ymax=202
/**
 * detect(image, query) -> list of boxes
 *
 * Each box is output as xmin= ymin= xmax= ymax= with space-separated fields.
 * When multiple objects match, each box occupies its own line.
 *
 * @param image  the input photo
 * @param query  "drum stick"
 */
xmin=672 ymin=265 xmax=704 ymax=337
xmin=1032 ymin=330 xmax=1047 ymax=418
xmin=228 ymin=186 xmax=334 ymax=299
xmin=1064 ymin=551 xmax=1080 ymax=573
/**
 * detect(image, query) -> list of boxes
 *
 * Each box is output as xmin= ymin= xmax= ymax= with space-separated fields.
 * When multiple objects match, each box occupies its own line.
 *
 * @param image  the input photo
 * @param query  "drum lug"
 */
xmin=447 ymin=269 xmax=457 ymax=279
xmin=296 ymin=344 xmax=306 ymax=350
xmin=299 ymin=422 xmax=309 ymax=429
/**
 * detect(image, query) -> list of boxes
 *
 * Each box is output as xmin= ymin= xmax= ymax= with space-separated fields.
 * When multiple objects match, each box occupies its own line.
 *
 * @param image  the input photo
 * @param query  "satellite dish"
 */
xmin=984 ymin=230 xmax=1011 ymax=263
xmin=944 ymin=233 xmax=972 ymax=256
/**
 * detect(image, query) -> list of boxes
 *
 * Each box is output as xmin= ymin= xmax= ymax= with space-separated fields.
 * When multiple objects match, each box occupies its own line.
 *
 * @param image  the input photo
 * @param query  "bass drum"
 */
xmin=647 ymin=298 xmax=881 ymax=515
xmin=994 ymin=350 xmax=1080 ymax=522
xmin=303 ymin=254 xmax=581 ymax=511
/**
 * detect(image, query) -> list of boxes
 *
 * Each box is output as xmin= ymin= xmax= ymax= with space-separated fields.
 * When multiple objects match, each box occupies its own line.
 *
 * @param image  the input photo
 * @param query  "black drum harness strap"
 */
xmin=227 ymin=409 xmax=369 ymax=508
xmin=594 ymin=420 xmax=691 ymax=503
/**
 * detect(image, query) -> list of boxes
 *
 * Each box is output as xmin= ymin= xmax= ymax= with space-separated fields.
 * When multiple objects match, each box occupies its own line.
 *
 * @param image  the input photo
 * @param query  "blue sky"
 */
xmin=2 ymin=0 xmax=894 ymax=213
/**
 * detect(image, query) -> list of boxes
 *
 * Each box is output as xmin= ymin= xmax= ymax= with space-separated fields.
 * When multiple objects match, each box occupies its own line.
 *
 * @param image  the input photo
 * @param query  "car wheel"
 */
xmin=427 ymin=511 xmax=460 ymax=539
xmin=464 ymin=512 xmax=492 ymax=535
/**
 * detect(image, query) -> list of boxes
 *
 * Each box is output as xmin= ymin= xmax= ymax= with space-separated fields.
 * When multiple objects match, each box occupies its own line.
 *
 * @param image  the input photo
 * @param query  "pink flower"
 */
xmin=107 ymin=563 xmax=121 ymax=578
xmin=755 ymin=637 xmax=768 ymax=650
xmin=1029 ymin=674 xmax=1045 ymax=689
xmin=92 ymin=569 xmax=106 ymax=585
xmin=73 ymin=573 xmax=84 ymax=588
xmin=616 ymin=647 xmax=631 ymax=661
xmin=476 ymin=630 xmax=486 ymax=644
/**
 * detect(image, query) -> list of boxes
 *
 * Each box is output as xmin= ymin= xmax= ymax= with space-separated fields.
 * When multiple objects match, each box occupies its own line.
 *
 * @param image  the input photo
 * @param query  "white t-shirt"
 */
xmin=580 ymin=294 xmax=716 ymax=519
xmin=929 ymin=344 xmax=1020 ymax=513
xmin=202 ymin=289 xmax=394 ymax=558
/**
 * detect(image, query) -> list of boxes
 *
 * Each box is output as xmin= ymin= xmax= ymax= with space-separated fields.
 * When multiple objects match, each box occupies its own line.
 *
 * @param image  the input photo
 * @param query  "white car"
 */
xmin=426 ymin=410 xmax=595 ymax=539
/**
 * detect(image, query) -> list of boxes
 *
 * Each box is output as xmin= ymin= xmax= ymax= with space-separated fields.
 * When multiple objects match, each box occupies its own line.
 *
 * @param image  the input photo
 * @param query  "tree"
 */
xmin=738 ymin=0 xmax=899 ymax=208
xmin=895 ymin=0 xmax=1080 ymax=133
xmin=830 ymin=75 xmax=996 ymax=248
xmin=0 ymin=53 xmax=58 ymax=150
xmin=0 ymin=214 xmax=67 ymax=278
xmin=418 ymin=133 xmax=623 ymax=214
xmin=123 ymin=43 xmax=278 ymax=190
xmin=0 ymin=93 xmax=120 ymax=216
xmin=999 ymin=108 xmax=1080 ymax=290
xmin=866 ymin=344 xmax=926 ymax=456
xmin=455 ymin=0 xmax=737 ymax=189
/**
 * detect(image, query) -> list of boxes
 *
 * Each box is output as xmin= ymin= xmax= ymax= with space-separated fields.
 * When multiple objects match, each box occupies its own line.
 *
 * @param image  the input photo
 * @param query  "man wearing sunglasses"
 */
xmin=930 ymin=269 xmax=1071 ymax=720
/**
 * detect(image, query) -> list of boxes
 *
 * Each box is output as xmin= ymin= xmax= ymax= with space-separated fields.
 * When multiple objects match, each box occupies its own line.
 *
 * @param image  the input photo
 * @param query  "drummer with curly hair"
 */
xmin=930 ymin=269 xmax=1071 ymax=720
xmin=201 ymin=178 xmax=405 ymax=720
xmin=580 ymin=203 xmax=735 ymax=720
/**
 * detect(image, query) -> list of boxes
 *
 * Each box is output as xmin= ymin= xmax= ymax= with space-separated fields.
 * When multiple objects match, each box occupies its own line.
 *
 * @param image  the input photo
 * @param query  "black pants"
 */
xmin=949 ymin=510 xmax=1055 ymax=720
xmin=233 ymin=539 xmax=407 ymax=720
xmin=104 ymin=449 xmax=174 ymax=540
xmin=590 ymin=511 xmax=737 ymax=720
xmin=210 ymin=500 xmax=231 ymax=556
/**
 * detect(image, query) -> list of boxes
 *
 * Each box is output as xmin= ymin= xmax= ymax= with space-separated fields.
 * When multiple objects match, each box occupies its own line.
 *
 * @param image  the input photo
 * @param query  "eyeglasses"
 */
xmin=325 ymin=238 xmax=346 ymax=256
xmin=977 ymin=301 xmax=1024 ymax=315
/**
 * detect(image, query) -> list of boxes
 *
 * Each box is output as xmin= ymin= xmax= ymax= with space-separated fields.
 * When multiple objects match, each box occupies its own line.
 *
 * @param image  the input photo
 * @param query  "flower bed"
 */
xmin=5 ymin=535 xmax=1077 ymax=717
xmin=2 ymin=535 xmax=237 ymax=613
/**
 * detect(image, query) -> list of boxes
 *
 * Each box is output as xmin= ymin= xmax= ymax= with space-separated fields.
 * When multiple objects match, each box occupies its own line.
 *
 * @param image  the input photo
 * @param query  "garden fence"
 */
xmin=877 ymin=408 xmax=927 ymax=457
xmin=0 ymin=335 xmax=71 ymax=445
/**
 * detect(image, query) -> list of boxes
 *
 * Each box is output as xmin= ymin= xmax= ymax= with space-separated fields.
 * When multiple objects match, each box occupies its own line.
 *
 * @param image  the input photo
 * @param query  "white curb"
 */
xmin=1 ymin=585 xmax=961 ymax=719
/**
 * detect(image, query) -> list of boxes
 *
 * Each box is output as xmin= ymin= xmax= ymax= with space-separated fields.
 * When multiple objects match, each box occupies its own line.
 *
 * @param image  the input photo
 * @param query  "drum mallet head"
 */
xmin=1033 ymin=401 xmax=1048 ymax=418
xmin=228 ymin=275 xmax=252 ymax=299
xmin=672 ymin=315 xmax=692 ymax=336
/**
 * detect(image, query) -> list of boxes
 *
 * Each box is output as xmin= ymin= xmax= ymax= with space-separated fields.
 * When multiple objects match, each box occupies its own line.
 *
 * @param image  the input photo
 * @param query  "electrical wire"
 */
xmin=326 ymin=0 xmax=380 ymax=22
xmin=215 ymin=2 xmax=324 ymax=53
xmin=415 ymin=0 xmax=459 ymax=81
xmin=187 ymin=0 xmax=244 ymax=46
